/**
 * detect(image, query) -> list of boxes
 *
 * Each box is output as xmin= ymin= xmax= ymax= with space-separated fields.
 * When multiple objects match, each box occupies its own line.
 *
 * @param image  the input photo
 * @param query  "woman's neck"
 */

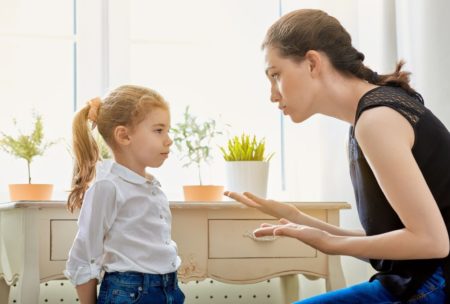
xmin=317 ymin=73 xmax=378 ymax=125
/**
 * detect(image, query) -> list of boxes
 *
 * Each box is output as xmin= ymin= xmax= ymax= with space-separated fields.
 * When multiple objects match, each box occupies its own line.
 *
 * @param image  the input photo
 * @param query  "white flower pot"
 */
xmin=225 ymin=161 xmax=269 ymax=198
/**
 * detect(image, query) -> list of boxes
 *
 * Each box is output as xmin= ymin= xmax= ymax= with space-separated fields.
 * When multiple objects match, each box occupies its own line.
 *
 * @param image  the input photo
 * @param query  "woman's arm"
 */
xmin=76 ymin=279 xmax=98 ymax=304
xmin=347 ymin=106 xmax=448 ymax=259
xmin=256 ymin=107 xmax=449 ymax=260
xmin=224 ymin=191 xmax=365 ymax=237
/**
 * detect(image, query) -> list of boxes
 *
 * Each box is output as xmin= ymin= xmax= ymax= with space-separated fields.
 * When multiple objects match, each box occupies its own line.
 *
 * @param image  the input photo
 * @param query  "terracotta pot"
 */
xmin=183 ymin=185 xmax=224 ymax=202
xmin=8 ymin=184 xmax=53 ymax=201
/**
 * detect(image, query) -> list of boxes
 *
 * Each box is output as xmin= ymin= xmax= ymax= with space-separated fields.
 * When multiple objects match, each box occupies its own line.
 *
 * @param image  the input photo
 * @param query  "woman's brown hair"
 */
xmin=262 ymin=9 xmax=415 ymax=94
xmin=67 ymin=85 xmax=169 ymax=212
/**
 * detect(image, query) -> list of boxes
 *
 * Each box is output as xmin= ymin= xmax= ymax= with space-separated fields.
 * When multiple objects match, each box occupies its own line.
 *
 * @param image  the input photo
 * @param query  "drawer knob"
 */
xmin=243 ymin=231 xmax=279 ymax=242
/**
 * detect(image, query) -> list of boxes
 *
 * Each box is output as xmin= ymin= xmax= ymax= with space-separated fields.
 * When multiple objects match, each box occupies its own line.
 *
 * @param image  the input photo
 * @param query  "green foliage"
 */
xmin=94 ymin=131 xmax=112 ymax=160
xmin=0 ymin=113 xmax=57 ymax=183
xmin=171 ymin=106 xmax=223 ymax=185
xmin=220 ymin=133 xmax=274 ymax=162
xmin=64 ymin=131 xmax=111 ymax=161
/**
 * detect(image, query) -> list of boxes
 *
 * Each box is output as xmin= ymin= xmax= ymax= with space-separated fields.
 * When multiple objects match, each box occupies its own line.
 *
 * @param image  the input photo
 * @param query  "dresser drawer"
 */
xmin=208 ymin=219 xmax=316 ymax=259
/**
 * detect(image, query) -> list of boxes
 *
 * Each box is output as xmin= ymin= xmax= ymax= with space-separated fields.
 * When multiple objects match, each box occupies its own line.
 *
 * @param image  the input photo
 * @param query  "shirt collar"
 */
xmin=109 ymin=161 xmax=161 ymax=186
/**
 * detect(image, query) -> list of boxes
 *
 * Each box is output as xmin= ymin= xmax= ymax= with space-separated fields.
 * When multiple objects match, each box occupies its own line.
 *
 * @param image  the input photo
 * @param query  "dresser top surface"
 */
xmin=0 ymin=200 xmax=350 ymax=211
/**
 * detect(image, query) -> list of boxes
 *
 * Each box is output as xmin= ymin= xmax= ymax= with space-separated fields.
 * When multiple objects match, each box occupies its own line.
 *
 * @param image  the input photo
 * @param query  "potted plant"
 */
xmin=0 ymin=112 xmax=57 ymax=201
xmin=220 ymin=133 xmax=274 ymax=197
xmin=93 ymin=131 xmax=115 ymax=178
xmin=171 ymin=106 xmax=224 ymax=201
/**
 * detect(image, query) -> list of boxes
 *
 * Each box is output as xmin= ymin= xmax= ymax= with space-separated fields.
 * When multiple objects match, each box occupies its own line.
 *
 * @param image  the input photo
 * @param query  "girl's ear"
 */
xmin=304 ymin=50 xmax=322 ymax=77
xmin=113 ymin=125 xmax=131 ymax=146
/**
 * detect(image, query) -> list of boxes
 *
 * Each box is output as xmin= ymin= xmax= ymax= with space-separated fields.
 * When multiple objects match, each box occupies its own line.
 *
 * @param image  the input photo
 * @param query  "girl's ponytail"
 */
xmin=67 ymin=99 xmax=101 ymax=212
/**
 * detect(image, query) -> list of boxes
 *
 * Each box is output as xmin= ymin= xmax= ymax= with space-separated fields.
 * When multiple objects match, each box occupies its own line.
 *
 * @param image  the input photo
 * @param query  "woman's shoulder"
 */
xmin=356 ymin=86 xmax=426 ymax=128
xmin=355 ymin=105 xmax=415 ymax=153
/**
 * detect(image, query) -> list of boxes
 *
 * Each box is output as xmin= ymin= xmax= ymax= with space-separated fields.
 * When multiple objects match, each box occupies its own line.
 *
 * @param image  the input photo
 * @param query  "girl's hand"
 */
xmin=254 ymin=219 xmax=334 ymax=254
xmin=224 ymin=191 xmax=300 ymax=221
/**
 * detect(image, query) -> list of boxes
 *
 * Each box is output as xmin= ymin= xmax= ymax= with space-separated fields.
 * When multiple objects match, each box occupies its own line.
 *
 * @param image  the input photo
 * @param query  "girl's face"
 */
xmin=128 ymin=108 xmax=172 ymax=168
xmin=264 ymin=47 xmax=318 ymax=123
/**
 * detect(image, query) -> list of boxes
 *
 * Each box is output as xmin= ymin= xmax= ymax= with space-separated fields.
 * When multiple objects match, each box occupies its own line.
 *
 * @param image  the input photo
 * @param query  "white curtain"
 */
xmin=396 ymin=0 xmax=450 ymax=127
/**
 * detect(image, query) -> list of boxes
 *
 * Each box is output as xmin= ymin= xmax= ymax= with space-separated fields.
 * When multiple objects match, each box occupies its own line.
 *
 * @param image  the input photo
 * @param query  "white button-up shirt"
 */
xmin=64 ymin=161 xmax=181 ymax=285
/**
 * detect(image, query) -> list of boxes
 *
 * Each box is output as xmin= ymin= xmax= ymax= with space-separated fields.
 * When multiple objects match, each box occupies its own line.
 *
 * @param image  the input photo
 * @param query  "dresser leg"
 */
xmin=14 ymin=209 xmax=40 ymax=304
xmin=280 ymin=274 xmax=299 ymax=304
xmin=326 ymin=211 xmax=347 ymax=291
xmin=0 ymin=279 xmax=10 ymax=304
xmin=326 ymin=255 xmax=346 ymax=291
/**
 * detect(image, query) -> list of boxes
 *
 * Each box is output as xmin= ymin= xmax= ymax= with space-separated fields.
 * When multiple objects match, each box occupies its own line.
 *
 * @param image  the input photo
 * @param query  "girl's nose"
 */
xmin=167 ymin=137 xmax=173 ymax=146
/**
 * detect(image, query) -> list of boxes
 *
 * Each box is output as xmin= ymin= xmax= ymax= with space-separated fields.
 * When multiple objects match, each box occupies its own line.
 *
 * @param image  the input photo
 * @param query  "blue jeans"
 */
xmin=294 ymin=267 xmax=446 ymax=304
xmin=97 ymin=271 xmax=185 ymax=304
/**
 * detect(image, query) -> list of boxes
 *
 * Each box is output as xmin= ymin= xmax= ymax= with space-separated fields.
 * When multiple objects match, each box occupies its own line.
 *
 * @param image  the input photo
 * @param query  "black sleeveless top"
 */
xmin=349 ymin=86 xmax=450 ymax=301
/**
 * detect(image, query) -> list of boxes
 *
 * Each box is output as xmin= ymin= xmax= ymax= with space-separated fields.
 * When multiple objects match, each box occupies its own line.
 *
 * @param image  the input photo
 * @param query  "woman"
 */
xmin=225 ymin=9 xmax=450 ymax=303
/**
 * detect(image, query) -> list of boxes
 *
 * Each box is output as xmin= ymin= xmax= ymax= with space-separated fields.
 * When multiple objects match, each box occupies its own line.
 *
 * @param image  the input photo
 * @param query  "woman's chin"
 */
xmin=287 ymin=110 xmax=314 ymax=124
xmin=289 ymin=114 xmax=306 ymax=124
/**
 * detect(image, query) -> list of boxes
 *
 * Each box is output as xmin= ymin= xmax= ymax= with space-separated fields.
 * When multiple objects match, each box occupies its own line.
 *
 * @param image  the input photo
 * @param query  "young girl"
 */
xmin=226 ymin=9 xmax=450 ymax=303
xmin=65 ymin=85 xmax=185 ymax=304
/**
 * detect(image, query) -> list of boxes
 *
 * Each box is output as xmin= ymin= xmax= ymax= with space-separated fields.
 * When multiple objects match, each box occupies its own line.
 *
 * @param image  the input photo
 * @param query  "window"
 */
xmin=0 ymin=0 xmax=75 ymax=200
xmin=108 ymin=0 xmax=282 ymax=199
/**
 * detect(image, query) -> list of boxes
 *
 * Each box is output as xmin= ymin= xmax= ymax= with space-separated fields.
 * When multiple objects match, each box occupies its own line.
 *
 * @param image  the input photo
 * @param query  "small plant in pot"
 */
xmin=171 ymin=106 xmax=224 ymax=202
xmin=0 ymin=112 xmax=57 ymax=201
xmin=220 ymin=133 xmax=274 ymax=198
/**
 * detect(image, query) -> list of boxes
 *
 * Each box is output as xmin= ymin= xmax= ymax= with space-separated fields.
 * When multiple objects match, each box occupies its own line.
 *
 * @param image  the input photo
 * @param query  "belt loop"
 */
xmin=143 ymin=273 xmax=150 ymax=293
xmin=174 ymin=272 xmax=177 ymax=286
xmin=163 ymin=273 xmax=169 ymax=287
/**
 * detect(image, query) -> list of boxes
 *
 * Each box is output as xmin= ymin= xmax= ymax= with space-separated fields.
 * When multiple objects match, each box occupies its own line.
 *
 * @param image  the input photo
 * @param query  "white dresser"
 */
xmin=0 ymin=201 xmax=350 ymax=304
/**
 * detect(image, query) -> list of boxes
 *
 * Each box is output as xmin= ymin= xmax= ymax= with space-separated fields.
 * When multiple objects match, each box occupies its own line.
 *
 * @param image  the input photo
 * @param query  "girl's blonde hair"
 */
xmin=67 ymin=85 xmax=169 ymax=212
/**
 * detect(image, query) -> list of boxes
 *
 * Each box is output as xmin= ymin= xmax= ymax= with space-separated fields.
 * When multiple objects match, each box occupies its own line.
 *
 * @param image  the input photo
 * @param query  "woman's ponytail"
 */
xmin=373 ymin=61 xmax=414 ymax=94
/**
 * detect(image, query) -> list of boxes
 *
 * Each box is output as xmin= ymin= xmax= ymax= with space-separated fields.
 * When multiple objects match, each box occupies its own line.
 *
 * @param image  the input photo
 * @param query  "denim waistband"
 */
xmin=104 ymin=271 xmax=179 ymax=289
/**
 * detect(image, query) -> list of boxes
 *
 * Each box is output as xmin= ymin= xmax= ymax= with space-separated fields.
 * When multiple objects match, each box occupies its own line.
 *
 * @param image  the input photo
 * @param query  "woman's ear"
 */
xmin=304 ymin=50 xmax=322 ymax=77
xmin=113 ymin=125 xmax=131 ymax=146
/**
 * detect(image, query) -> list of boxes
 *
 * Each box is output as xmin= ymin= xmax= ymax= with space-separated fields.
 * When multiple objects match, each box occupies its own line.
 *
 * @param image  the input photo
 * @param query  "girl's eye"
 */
xmin=271 ymin=73 xmax=279 ymax=80
xmin=155 ymin=129 xmax=163 ymax=133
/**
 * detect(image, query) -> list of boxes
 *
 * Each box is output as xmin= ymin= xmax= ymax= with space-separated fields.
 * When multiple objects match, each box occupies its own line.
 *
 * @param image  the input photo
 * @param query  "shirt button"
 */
xmin=172 ymin=262 xmax=176 ymax=268
xmin=165 ymin=241 xmax=170 ymax=245
xmin=160 ymin=214 xmax=164 ymax=219
xmin=151 ymin=190 xmax=157 ymax=195
xmin=90 ymin=259 xmax=95 ymax=263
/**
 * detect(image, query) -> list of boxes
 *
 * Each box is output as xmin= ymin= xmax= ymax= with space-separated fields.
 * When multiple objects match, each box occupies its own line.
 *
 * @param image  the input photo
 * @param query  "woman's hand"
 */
xmin=224 ymin=191 xmax=300 ymax=221
xmin=255 ymin=218 xmax=334 ymax=254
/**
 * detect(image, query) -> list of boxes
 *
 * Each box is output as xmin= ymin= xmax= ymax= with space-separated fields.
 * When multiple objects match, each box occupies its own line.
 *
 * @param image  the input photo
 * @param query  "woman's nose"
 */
xmin=271 ymin=92 xmax=281 ymax=103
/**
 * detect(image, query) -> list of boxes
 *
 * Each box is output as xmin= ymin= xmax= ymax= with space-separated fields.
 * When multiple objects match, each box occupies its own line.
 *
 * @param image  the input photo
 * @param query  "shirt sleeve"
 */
xmin=64 ymin=179 xmax=118 ymax=285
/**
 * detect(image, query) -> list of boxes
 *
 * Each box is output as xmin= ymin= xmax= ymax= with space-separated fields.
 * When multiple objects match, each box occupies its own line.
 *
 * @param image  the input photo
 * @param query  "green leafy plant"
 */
xmin=171 ymin=106 xmax=223 ymax=185
xmin=64 ymin=131 xmax=112 ymax=161
xmin=94 ymin=131 xmax=112 ymax=160
xmin=0 ymin=113 xmax=57 ymax=183
xmin=220 ymin=133 xmax=274 ymax=161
